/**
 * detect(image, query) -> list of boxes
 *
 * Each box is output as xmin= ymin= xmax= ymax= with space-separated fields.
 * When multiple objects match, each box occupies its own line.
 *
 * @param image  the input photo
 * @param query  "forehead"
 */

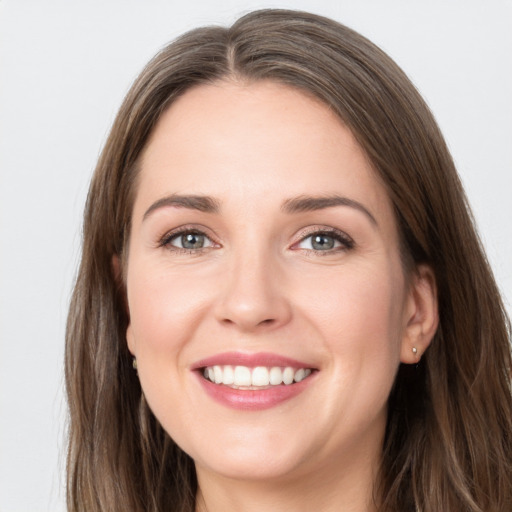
xmin=135 ymin=80 xmax=394 ymax=227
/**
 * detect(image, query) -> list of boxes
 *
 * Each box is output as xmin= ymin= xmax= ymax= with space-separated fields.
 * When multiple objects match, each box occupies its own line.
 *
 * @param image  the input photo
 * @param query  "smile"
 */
xmin=202 ymin=365 xmax=313 ymax=388
xmin=193 ymin=352 xmax=318 ymax=410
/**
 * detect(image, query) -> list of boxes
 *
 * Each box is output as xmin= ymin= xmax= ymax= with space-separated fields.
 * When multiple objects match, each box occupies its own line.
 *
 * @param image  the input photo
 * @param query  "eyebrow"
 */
xmin=142 ymin=193 xmax=377 ymax=226
xmin=282 ymin=195 xmax=378 ymax=226
xmin=143 ymin=194 xmax=220 ymax=220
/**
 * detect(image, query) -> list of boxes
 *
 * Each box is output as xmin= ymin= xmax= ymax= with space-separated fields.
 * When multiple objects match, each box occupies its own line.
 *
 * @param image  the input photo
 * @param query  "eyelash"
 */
xmin=159 ymin=226 xmax=218 ymax=254
xmin=292 ymin=227 xmax=355 ymax=255
xmin=158 ymin=226 xmax=355 ymax=255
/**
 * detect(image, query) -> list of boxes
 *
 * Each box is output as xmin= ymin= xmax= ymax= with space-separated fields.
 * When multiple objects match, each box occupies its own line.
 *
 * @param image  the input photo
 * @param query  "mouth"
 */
xmin=192 ymin=352 xmax=318 ymax=410
xmin=201 ymin=364 xmax=313 ymax=389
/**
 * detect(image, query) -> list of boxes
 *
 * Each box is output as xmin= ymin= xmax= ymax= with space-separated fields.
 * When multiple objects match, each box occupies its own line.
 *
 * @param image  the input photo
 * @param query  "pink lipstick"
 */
xmin=191 ymin=352 xmax=317 ymax=410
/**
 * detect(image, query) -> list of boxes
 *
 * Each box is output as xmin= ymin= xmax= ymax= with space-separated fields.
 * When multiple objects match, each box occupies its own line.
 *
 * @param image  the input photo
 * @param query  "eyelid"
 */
xmin=156 ymin=224 xmax=353 ymax=254
xmin=291 ymin=226 xmax=355 ymax=252
xmin=158 ymin=224 xmax=220 ymax=251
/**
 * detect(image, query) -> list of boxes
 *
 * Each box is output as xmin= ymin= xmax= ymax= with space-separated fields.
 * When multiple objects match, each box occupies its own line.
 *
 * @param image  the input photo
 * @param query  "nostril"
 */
xmin=214 ymin=284 xmax=292 ymax=331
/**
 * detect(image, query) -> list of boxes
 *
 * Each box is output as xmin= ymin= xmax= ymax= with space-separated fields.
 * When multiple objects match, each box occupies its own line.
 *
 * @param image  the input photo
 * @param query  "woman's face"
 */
xmin=125 ymin=81 xmax=422 ymax=484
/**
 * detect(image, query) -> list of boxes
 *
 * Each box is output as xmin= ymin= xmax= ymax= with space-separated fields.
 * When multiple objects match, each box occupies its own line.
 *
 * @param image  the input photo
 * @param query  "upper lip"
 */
xmin=191 ymin=351 xmax=316 ymax=370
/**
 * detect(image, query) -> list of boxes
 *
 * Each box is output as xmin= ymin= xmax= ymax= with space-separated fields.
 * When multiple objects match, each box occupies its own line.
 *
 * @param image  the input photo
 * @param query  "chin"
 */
xmin=184 ymin=427 xmax=315 ymax=482
xmin=195 ymin=451 xmax=307 ymax=482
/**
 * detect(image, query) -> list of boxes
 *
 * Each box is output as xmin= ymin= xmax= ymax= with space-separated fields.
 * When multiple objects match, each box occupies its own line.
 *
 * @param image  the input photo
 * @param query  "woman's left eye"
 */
xmin=295 ymin=230 xmax=354 ymax=252
xmin=162 ymin=230 xmax=215 ymax=251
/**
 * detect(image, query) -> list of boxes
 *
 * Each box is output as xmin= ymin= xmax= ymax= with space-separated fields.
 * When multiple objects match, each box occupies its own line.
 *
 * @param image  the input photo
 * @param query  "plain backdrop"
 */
xmin=0 ymin=1 xmax=511 ymax=510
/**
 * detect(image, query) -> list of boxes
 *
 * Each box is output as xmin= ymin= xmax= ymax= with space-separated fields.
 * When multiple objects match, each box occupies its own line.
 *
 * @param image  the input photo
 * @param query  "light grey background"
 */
xmin=1 ymin=1 xmax=511 ymax=510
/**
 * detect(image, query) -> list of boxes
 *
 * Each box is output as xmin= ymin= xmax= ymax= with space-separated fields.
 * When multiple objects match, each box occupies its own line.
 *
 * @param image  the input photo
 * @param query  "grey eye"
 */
xmin=311 ymin=234 xmax=336 ymax=250
xmin=182 ymin=233 xmax=205 ymax=249
xmin=298 ymin=233 xmax=341 ymax=251
xmin=168 ymin=231 xmax=214 ymax=250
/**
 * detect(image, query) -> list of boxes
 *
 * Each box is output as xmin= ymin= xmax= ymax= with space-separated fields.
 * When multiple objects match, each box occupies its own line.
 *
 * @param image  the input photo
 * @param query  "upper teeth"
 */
xmin=203 ymin=365 xmax=312 ymax=387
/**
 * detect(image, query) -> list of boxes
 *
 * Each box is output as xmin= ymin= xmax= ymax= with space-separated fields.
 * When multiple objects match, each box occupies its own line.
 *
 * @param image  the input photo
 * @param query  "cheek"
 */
xmin=125 ymin=262 xmax=211 ymax=434
xmin=299 ymin=261 xmax=406 ymax=403
xmin=304 ymin=261 xmax=405 ymax=344
xmin=311 ymin=266 xmax=406 ymax=440
xmin=126 ymin=260 xmax=213 ymax=356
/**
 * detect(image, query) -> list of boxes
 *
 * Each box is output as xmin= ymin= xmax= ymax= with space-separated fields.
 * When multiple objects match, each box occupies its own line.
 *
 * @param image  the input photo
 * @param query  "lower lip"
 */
xmin=196 ymin=373 xmax=315 ymax=410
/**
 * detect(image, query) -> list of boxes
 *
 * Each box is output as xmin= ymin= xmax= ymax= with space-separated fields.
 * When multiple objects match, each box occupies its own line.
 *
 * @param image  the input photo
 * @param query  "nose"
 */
xmin=214 ymin=248 xmax=292 ymax=332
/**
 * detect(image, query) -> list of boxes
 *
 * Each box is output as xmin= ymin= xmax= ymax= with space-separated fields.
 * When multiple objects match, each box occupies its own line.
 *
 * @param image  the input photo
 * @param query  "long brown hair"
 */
xmin=66 ymin=9 xmax=512 ymax=511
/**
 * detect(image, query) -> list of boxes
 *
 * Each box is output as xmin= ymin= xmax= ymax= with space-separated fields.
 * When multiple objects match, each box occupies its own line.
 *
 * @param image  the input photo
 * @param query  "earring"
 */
xmin=132 ymin=357 xmax=138 ymax=370
xmin=412 ymin=347 xmax=418 ymax=355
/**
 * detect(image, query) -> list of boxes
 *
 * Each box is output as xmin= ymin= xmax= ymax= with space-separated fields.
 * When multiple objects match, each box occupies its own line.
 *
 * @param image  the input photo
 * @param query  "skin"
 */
xmin=124 ymin=80 xmax=438 ymax=512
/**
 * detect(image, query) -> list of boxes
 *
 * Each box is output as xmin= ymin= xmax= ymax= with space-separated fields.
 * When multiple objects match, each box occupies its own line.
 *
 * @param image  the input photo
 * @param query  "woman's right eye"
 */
xmin=162 ymin=230 xmax=215 ymax=251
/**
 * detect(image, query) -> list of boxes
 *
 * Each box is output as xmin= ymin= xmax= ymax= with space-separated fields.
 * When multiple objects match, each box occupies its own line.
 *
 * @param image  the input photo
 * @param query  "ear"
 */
xmin=111 ymin=254 xmax=135 ymax=356
xmin=400 ymin=264 xmax=438 ymax=364
xmin=111 ymin=254 xmax=122 ymax=283
xmin=126 ymin=323 xmax=135 ymax=356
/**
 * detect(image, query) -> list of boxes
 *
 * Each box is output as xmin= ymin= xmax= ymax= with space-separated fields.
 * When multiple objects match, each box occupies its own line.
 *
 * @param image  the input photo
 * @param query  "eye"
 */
xmin=161 ymin=229 xmax=215 ymax=251
xmin=295 ymin=229 xmax=354 ymax=252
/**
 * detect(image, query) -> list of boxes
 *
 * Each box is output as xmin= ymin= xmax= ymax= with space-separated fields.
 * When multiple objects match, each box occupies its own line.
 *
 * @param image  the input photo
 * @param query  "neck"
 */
xmin=195 ymin=446 xmax=380 ymax=512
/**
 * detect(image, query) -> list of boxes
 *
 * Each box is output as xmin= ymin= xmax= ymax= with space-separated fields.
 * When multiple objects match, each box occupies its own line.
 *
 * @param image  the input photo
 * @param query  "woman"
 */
xmin=65 ymin=9 xmax=512 ymax=512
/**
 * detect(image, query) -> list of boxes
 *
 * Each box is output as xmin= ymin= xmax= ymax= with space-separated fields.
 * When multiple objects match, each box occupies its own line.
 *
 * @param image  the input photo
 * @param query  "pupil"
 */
xmin=312 ymin=234 xmax=334 ymax=250
xmin=182 ymin=233 xmax=204 ymax=249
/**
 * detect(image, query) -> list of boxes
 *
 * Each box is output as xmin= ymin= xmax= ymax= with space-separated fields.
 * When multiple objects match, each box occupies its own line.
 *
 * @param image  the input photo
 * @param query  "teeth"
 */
xmin=294 ymin=368 xmax=306 ymax=382
xmin=213 ymin=365 xmax=223 ymax=384
xmin=251 ymin=366 xmax=269 ymax=386
xmin=223 ymin=365 xmax=234 ymax=385
xmin=202 ymin=365 xmax=313 ymax=387
xmin=234 ymin=366 xmax=251 ymax=386
xmin=283 ymin=367 xmax=294 ymax=385
xmin=269 ymin=366 xmax=283 ymax=385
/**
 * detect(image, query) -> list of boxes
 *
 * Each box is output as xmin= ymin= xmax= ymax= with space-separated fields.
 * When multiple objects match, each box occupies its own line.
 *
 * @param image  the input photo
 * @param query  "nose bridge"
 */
xmin=215 ymin=234 xmax=291 ymax=331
